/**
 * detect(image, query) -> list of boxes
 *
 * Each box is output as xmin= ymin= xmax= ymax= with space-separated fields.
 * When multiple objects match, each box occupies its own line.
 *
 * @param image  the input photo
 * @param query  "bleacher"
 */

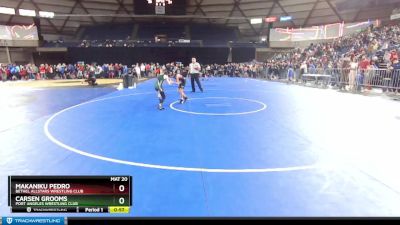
xmin=40 ymin=23 xmax=261 ymax=48
xmin=137 ymin=23 xmax=186 ymax=40
xmin=81 ymin=24 xmax=133 ymax=40
xmin=191 ymin=24 xmax=238 ymax=46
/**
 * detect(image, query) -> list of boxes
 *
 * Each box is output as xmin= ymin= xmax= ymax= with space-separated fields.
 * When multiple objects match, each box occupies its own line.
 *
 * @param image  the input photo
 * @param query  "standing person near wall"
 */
xmin=95 ymin=64 xmax=103 ymax=78
xmin=11 ymin=64 xmax=20 ymax=80
xmin=189 ymin=57 xmax=203 ymax=93
xmin=20 ymin=66 xmax=27 ymax=80
xmin=357 ymin=55 xmax=370 ymax=92
xmin=299 ymin=61 xmax=308 ymax=83
xmin=56 ymin=63 xmax=61 ymax=79
xmin=287 ymin=65 xmax=295 ymax=83
xmin=140 ymin=63 xmax=145 ymax=78
xmin=32 ymin=64 xmax=38 ymax=80
xmin=377 ymin=53 xmax=390 ymax=93
xmin=101 ymin=64 xmax=107 ymax=78
xmin=135 ymin=63 xmax=141 ymax=80
xmin=339 ymin=57 xmax=350 ymax=91
xmin=130 ymin=65 xmax=138 ymax=88
xmin=114 ymin=63 xmax=120 ymax=78
xmin=391 ymin=59 xmax=400 ymax=94
xmin=77 ymin=63 xmax=84 ymax=79
xmin=60 ymin=63 xmax=66 ymax=79
xmin=26 ymin=64 xmax=33 ymax=80
xmin=206 ymin=65 xmax=211 ymax=78
xmin=0 ymin=64 xmax=6 ymax=82
xmin=348 ymin=56 xmax=358 ymax=92
xmin=107 ymin=64 xmax=113 ymax=78
xmin=39 ymin=64 xmax=46 ymax=80
xmin=145 ymin=63 xmax=151 ymax=77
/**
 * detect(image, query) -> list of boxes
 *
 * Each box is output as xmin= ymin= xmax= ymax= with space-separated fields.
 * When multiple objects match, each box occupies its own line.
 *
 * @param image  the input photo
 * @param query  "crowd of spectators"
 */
xmin=0 ymin=61 xmax=269 ymax=82
xmin=44 ymin=38 xmax=265 ymax=48
xmin=0 ymin=62 xmax=154 ymax=81
xmin=79 ymin=39 xmax=193 ymax=48
xmin=265 ymin=23 xmax=400 ymax=93
xmin=3 ymin=22 xmax=400 ymax=93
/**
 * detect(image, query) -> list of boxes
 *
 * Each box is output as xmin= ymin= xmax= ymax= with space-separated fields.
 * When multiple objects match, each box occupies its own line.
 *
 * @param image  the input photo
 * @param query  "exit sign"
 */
xmin=265 ymin=17 xmax=277 ymax=23
xmin=280 ymin=16 xmax=293 ymax=21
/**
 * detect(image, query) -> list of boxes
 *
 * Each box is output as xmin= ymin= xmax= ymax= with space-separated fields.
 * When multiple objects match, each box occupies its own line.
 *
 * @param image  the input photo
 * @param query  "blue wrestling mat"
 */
xmin=1 ymin=77 xmax=400 ymax=217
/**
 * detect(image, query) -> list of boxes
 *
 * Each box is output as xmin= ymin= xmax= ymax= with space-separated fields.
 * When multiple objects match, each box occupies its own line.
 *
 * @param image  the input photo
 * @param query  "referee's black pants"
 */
xmin=190 ymin=73 xmax=203 ymax=92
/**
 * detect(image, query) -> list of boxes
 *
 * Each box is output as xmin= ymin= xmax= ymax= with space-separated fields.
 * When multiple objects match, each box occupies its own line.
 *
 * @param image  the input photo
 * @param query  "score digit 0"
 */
xmin=118 ymin=185 xmax=125 ymax=192
xmin=119 ymin=197 xmax=125 ymax=205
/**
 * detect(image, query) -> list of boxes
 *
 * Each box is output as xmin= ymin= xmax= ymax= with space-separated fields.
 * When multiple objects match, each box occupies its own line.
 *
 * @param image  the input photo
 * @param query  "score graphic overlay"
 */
xmin=8 ymin=176 xmax=132 ymax=214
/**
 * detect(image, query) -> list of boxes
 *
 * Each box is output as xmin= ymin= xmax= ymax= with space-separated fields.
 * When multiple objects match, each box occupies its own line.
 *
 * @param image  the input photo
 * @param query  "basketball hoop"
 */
xmin=148 ymin=0 xmax=173 ymax=14
xmin=148 ymin=0 xmax=173 ymax=6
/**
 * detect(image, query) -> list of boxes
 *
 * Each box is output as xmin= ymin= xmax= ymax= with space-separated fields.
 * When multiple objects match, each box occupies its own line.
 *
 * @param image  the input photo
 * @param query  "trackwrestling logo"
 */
xmin=2 ymin=217 xmax=64 ymax=225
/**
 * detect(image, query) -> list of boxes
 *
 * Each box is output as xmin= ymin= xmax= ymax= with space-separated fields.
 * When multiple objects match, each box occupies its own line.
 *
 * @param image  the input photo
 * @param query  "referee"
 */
xmin=189 ymin=57 xmax=203 ymax=92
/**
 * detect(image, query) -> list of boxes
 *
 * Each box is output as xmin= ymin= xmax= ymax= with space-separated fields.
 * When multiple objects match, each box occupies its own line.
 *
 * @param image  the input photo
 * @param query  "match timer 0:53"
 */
xmin=109 ymin=206 xmax=130 ymax=214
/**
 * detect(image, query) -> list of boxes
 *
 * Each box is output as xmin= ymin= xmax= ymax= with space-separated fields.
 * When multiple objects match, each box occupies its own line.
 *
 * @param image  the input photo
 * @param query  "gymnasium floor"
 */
xmin=1 ymin=77 xmax=400 ymax=217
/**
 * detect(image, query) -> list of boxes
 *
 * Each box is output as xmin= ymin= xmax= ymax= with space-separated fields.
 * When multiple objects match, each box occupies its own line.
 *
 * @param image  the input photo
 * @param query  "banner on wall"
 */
xmin=270 ymin=20 xmax=379 ymax=42
xmin=0 ymin=24 xmax=39 ymax=41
